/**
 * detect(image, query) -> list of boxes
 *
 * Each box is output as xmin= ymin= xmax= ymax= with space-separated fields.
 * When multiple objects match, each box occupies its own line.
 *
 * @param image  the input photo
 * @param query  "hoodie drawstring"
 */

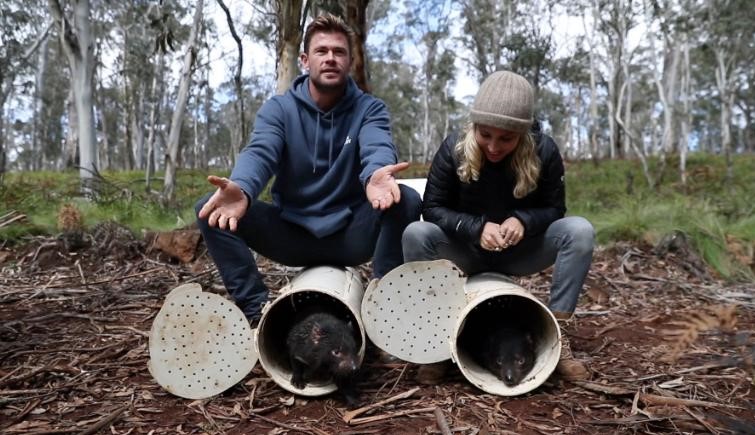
xmin=313 ymin=112 xmax=336 ymax=173
xmin=328 ymin=112 xmax=334 ymax=168
xmin=312 ymin=112 xmax=320 ymax=173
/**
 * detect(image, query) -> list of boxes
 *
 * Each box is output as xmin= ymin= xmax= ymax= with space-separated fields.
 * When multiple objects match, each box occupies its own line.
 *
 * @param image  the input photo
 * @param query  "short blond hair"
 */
xmin=303 ymin=14 xmax=355 ymax=56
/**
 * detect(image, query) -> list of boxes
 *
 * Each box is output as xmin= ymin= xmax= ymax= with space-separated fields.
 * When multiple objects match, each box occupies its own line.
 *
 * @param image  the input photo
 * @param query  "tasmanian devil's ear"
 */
xmin=310 ymin=322 xmax=324 ymax=345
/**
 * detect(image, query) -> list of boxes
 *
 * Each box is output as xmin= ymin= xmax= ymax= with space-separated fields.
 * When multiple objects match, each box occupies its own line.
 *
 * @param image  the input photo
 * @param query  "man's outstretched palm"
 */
xmin=366 ymin=162 xmax=410 ymax=210
xmin=197 ymin=175 xmax=249 ymax=231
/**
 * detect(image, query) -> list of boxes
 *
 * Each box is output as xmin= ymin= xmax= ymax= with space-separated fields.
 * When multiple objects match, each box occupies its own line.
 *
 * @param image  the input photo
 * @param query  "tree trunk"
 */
xmin=345 ymin=0 xmax=371 ymax=93
xmin=65 ymin=87 xmax=78 ymax=169
xmin=617 ymin=79 xmax=654 ymax=189
xmin=133 ymin=89 xmax=145 ymax=170
xmin=679 ymin=38 xmax=691 ymax=186
xmin=49 ymin=0 xmax=98 ymax=193
xmin=97 ymin=104 xmax=111 ymax=170
xmin=715 ymin=50 xmax=734 ymax=181
xmin=585 ymin=1 xmax=600 ymax=163
xmin=216 ymin=0 xmax=246 ymax=165
xmin=203 ymin=72 xmax=211 ymax=170
xmin=163 ymin=0 xmax=204 ymax=203
xmin=31 ymin=37 xmax=50 ymax=172
xmin=276 ymin=0 xmax=303 ymax=95
xmin=145 ymin=50 xmax=164 ymax=191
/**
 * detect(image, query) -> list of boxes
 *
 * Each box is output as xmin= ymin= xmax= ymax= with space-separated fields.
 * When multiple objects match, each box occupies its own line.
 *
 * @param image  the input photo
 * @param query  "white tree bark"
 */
xmin=714 ymin=50 xmax=734 ymax=181
xmin=679 ymin=38 xmax=691 ymax=186
xmin=49 ymin=0 xmax=98 ymax=193
xmin=584 ymin=2 xmax=600 ymax=160
xmin=163 ymin=0 xmax=204 ymax=202
xmin=145 ymin=50 xmax=164 ymax=191
xmin=31 ymin=36 xmax=50 ymax=171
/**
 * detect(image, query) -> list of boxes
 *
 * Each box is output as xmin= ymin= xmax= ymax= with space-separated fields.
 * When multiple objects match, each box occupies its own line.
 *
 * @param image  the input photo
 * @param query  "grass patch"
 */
xmin=2 ymin=154 xmax=753 ymax=280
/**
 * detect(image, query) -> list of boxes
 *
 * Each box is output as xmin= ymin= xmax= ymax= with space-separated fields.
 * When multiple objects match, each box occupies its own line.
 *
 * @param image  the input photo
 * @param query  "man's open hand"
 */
xmin=197 ymin=176 xmax=249 ymax=231
xmin=366 ymin=162 xmax=410 ymax=210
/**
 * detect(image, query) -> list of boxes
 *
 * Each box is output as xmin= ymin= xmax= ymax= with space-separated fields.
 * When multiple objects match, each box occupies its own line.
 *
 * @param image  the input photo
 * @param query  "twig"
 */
xmin=102 ymin=325 xmax=150 ymax=337
xmin=683 ymin=406 xmax=720 ymax=435
xmin=250 ymin=412 xmax=314 ymax=433
xmin=78 ymin=404 xmax=128 ymax=435
xmin=640 ymin=393 xmax=739 ymax=409
xmin=0 ymin=212 xmax=26 ymax=228
xmin=347 ymin=406 xmax=436 ymax=425
xmin=385 ymin=363 xmax=408 ymax=397
xmin=572 ymin=380 xmax=633 ymax=396
xmin=2 ymin=398 xmax=42 ymax=428
xmin=343 ymin=386 xmax=420 ymax=423
xmin=75 ymin=259 xmax=86 ymax=285
xmin=48 ymin=268 xmax=164 ymax=288
xmin=0 ymin=366 xmax=23 ymax=385
xmin=434 ymin=407 xmax=452 ymax=435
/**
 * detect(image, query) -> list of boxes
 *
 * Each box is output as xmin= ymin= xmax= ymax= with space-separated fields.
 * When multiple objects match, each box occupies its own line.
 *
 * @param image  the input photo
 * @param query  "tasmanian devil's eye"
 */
xmin=331 ymin=349 xmax=341 ymax=357
xmin=516 ymin=357 xmax=525 ymax=366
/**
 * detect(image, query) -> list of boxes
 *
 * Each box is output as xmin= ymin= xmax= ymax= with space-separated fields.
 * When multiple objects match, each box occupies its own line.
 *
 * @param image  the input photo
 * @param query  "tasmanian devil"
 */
xmin=285 ymin=312 xmax=360 ymax=405
xmin=461 ymin=313 xmax=537 ymax=387
xmin=478 ymin=326 xmax=536 ymax=387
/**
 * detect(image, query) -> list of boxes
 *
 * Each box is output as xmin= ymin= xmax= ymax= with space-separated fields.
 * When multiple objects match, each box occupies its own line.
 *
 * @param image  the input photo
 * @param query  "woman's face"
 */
xmin=475 ymin=125 xmax=521 ymax=163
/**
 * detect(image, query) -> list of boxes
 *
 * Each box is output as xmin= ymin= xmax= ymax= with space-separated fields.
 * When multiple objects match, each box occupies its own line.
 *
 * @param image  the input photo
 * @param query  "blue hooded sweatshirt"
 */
xmin=230 ymin=74 xmax=398 ymax=238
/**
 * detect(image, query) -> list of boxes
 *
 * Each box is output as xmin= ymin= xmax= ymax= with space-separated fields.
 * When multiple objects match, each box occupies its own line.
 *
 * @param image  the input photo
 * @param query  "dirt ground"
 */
xmin=1 ymin=225 xmax=753 ymax=435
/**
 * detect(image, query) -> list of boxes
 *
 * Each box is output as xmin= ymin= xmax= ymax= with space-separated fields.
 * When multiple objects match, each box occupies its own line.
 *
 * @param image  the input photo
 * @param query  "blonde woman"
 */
xmin=403 ymin=71 xmax=594 ymax=383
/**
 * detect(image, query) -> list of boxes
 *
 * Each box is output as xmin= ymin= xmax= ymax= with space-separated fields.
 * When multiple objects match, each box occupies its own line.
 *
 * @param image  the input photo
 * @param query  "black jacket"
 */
xmin=422 ymin=123 xmax=566 ymax=245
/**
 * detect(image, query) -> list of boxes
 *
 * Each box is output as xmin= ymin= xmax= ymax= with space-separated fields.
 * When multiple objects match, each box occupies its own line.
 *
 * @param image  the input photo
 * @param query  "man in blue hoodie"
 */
xmin=196 ymin=14 xmax=422 ymax=325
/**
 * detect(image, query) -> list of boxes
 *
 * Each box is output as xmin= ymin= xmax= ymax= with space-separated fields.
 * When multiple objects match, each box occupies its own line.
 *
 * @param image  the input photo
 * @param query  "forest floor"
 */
xmin=1 ymin=224 xmax=754 ymax=435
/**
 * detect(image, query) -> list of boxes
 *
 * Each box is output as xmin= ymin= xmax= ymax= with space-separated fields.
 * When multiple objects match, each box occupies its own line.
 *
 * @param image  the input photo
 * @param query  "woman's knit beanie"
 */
xmin=470 ymin=71 xmax=534 ymax=133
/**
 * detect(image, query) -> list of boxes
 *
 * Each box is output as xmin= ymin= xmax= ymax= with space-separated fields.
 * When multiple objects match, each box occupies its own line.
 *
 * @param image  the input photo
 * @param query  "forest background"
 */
xmin=0 ymin=0 xmax=753 ymax=280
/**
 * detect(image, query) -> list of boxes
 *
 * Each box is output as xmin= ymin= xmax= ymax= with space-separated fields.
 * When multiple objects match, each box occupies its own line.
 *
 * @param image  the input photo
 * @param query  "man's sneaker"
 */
xmin=556 ymin=334 xmax=589 ymax=381
xmin=415 ymin=361 xmax=449 ymax=385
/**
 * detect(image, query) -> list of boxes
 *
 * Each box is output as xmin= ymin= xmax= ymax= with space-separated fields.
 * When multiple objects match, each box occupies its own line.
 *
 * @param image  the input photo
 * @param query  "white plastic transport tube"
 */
xmin=451 ymin=272 xmax=561 ymax=396
xmin=256 ymin=266 xmax=366 ymax=397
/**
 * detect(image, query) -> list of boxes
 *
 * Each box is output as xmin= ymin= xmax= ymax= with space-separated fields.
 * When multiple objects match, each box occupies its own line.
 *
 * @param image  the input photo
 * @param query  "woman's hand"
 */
xmin=480 ymin=222 xmax=506 ymax=251
xmin=479 ymin=217 xmax=525 ymax=251
xmin=498 ymin=217 xmax=524 ymax=248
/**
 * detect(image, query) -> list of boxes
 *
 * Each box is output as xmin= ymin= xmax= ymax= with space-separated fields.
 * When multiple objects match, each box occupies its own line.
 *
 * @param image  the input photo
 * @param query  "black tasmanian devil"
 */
xmin=285 ymin=312 xmax=360 ymax=405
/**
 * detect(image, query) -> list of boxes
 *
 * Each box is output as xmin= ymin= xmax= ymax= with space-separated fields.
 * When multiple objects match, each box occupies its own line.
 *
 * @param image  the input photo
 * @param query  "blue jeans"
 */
xmin=196 ymin=185 xmax=422 ymax=320
xmin=402 ymin=217 xmax=595 ymax=315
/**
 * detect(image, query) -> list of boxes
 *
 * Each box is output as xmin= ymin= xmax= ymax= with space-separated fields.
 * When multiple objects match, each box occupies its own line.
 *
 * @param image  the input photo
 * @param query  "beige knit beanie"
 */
xmin=470 ymin=71 xmax=534 ymax=133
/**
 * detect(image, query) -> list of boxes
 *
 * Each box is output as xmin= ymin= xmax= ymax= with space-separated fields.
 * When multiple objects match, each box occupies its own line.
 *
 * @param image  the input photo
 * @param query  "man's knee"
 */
xmin=396 ymin=184 xmax=422 ymax=220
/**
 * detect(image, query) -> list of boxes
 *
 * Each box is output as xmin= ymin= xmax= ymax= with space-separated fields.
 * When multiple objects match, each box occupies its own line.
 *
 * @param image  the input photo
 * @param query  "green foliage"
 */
xmin=567 ymin=154 xmax=755 ymax=280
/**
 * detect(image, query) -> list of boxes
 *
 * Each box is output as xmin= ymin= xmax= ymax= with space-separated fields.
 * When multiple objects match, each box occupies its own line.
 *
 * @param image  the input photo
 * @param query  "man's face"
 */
xmin=301 ymin=31 xmax=352 ymax=92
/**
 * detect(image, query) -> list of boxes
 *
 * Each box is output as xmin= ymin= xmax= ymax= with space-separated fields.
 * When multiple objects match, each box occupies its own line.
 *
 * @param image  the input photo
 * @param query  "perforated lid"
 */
xmin=361 ymin=260 xmax=467 ymax=363
xmin=148 ymin=283 xmax=258 ymax=399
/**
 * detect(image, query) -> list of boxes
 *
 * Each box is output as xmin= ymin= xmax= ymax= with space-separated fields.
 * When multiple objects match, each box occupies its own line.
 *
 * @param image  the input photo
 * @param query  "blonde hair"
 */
xmin=454 ymin=123 xmax=541 ymax=198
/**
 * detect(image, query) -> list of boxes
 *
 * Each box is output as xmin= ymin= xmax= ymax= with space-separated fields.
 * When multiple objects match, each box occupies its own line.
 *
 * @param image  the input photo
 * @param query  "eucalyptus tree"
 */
xmin=458 ymin=0 xmax=515 ymax=80
xmin=48 ymin=0 xmax=99 ymax=193
xmin=216 ymin=0 xmax=247 ymax=165
xmin=0 ymin=1 xmax=53 ymax=177
xmin=274 ymin=0 xmax=306 ymax=94
xmin=402 ymin=0 xmax=456 ymax=162
xmin=696 ymin=0 xmax=755 ymax=180
xmin=163 ymin=0 xmax=205 ymax=203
